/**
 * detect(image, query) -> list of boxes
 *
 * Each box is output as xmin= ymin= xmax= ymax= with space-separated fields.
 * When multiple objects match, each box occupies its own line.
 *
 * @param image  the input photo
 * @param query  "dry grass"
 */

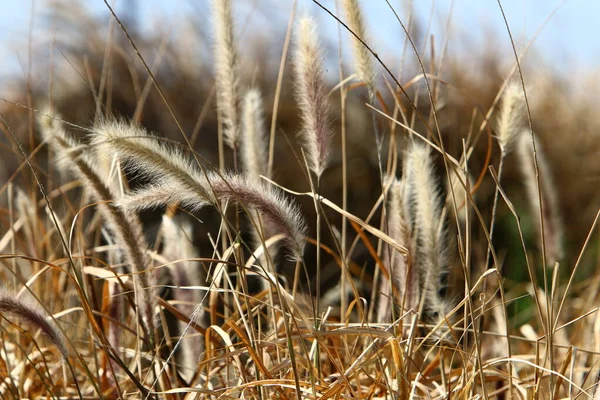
xmin=0 ymin=1 xmax=599 ymax=398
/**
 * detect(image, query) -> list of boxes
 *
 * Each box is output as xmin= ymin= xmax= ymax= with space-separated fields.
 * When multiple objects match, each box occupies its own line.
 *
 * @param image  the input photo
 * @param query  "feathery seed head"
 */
xmin=93 ymin=118 xmax=205 ymax=193
xmin=212 ymin=0 xmax=240 ymax=149
xmin=36 ymin=106 xmax=81 ymax=166
xmin=40 ymin=116 xmax=157 ymax=342
xmin=496 ymin=83 xmax=526 ymax=154
xmin=516 ymin=132 xmax=564 ymax=263
xmin=95 ymin=119 xmax=306 ymax=260
xmin=342 ymin=0 xmax=375 ymax=90
xmin=378 ymin=178 xmax=419 ymax=322
xmin=293 ymin=17 xmax=333 ymax=178
xmin=387 ymin=179 xmax=409 ymax=243
xmin=447 ymin=165 xmax=473 ymax=225
xmin=211 ymin=174 xmax=307 ymax=260
xmin=0 ymin=287 xmax=67 ymax=358
xmin=241 ymin=89 xmax=268 ymax=179
xmin=405 ymin=143 xmax=448 ymax=319
xmin=37 ymin=105 xmax=62 ymax=139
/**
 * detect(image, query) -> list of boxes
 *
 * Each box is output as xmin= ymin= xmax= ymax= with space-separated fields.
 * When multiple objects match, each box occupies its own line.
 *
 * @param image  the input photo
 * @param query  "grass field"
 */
xmin=0 ymin=1 xmax=599 ymax=398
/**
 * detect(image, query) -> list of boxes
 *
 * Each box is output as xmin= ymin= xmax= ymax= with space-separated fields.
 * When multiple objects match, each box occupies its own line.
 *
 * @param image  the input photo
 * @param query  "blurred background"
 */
xmin=0 ymin=0 xmax=599 ymax=301
xmin=2 ymin=0 xmax=599 ymax=88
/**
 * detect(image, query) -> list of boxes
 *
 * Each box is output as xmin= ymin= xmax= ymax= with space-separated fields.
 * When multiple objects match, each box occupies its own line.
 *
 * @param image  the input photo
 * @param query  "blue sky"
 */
xmin=0 ymin=0 xmax=597 ymax=86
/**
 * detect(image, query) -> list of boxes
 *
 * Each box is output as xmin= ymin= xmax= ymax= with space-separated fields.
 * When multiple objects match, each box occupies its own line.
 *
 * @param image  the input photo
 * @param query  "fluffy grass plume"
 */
xmin=342 ymin=0 xmax=375 ymax=90
xmin=447 ymin=164 xmax=473 ymax=227
xmin=240 ymin=89 xmax=279 ymax=263
xmin=241 ymin=89 xmax=268 ymax=179
xmin=0 ymin=287 xmax=67 ymax=358
xmin=160 ymin=215 xmax=205 ymax=381
xmin=377 ymin=178 xmax=418 ymax=322
xmin=93 ymin=119 xmax=306 ymax=259
xmin=496 ymin=83 xmax=526 ymax=154
xmin=406 ymin=143 xmax=448 ymax=320
xmin=38 ymin=109 xmax=157 ymax=344
xmin=517 ymin=132 xmax=564 ymax=263
xmin=293 ymin=17 xmax=333 ymax=178
xmin=212 ymin=0 xmax=240 ymax=149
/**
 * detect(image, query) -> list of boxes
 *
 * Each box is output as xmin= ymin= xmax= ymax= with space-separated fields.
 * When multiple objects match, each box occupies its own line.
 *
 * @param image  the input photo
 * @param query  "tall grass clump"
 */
xmin=0 ymin=1 xmax=599 ymax=398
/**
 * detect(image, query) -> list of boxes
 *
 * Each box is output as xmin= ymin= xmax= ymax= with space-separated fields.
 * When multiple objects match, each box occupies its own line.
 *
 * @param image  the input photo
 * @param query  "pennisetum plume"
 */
xmin=377 ymin=178 xmax=419 ymax=323
xmin=15 ymin=188 xmax=36 ymax=254
xmin=293 ymin=17 xmax=333 ymax=179
xmin=38 ymin=109 xmax=157 ymax=346
xmin=496 ymin=83 xmax=526 ymax=154
xmin=405 ymin=143 xmax=448 ymax=322
xmin=342 ymin=0 xmax=385 ymax=190
xmin=486 ymin=83 xmax=528 ymax=270
xmin=342 ymin=0 xmax=375 ymax=91
xmin=516 ymin=132 xmax=563 ymax=264
xmin=241 ymin=89 xmax=268 ymax=180
xmin=0 ymin=286 xmax=67 ymax=358
xmin=212 ymin=0 xmax=240 ymax=150
xmin=92 ymin=119 xmax=306 ymax=260
xmin=293 ymin=16 xmax=333 ymax=335
xmin=446 ymin=164 xmax=473 ymax=230
xmin=161 ymin=215 xmax=205 ymax=381
xmin=241 ymin=88 xmax=280 ymax=293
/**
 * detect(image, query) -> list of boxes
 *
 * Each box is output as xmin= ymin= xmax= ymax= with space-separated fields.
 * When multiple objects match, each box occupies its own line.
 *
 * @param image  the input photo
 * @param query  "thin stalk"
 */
xmin=268 ymin=1 xmax=296 ymax=179
xmin=485 ymin=154 xmax=505 ymax=271
xmin=313 ymin=177 xmax=322 ymax=379
xmin=334 ymin=0 xmax=349 ymax=323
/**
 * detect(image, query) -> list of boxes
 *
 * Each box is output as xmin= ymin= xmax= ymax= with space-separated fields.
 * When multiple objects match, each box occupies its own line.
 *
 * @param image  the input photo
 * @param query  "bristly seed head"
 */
xmin=342 ymin=0 xmax=376 ymax=90
xmin=241 ymin=89 xmax=268 ymax=180
xmin=212 ymin=0 xmax=240 ymax=150
xmin=94 ymin=119 xmax=307 ymax=260
xmin=293 ymin=17 xmax=333 ymax=178
xmin=0 ymin=287 xmax=67 ymax=358
xmin=405 ymin=143 xmax=448 ymax=320
xmin=496 ymin=83 xmax=526 ymax=154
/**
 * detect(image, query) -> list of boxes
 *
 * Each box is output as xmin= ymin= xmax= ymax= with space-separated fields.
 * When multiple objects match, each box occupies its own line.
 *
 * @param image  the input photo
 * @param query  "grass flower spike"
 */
xmin=517 ymin=132 xmax=564 ymax=263
xmin=342 ymin=0 xmax=375 ymax=90
xmin=212 ymin=0 xmax=240 ymax=149
xmin=241 ymin=89 xmax=268 ymax=179
xmin=377 ymin=178 xmax=418 ymax=322
xmin=496 ymin=83 xmax=526 ymax=154
xmin=38 ymin=109 xmax=157 ymax=345
xmin=0 ymin=287 xmax=67 ymax=358
xmin=93 ymin=119 xmax=306 ymax=259
xmin=406 ymin=143 xmax=448 ymax=320
xmin=293 ymin=17 xmax=333 ymax=178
